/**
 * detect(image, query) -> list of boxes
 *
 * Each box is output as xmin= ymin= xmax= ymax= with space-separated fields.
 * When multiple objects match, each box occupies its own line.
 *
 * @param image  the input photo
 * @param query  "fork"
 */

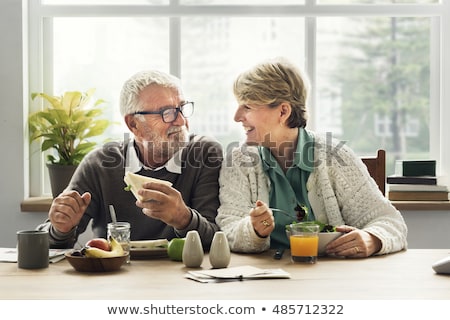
xmin=269 ymin=208 xmax=298 ymax=220
xmin=248 ymin=206 xmax=297 ymax=220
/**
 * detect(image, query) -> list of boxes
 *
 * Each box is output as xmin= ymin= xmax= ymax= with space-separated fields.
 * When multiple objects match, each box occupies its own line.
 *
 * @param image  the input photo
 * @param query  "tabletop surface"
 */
xmin=1 ymin=249 xmax=449 ymax=300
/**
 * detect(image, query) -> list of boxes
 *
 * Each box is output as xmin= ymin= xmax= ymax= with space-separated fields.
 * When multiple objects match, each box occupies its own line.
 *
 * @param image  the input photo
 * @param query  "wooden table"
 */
xmin=1 ymin=249 xmax=449 ymax=300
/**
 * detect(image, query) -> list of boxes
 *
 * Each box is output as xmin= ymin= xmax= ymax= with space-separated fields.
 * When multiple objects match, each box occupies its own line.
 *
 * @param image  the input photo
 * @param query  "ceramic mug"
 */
xmin=17 ymin=230 xmax=49 ymax=269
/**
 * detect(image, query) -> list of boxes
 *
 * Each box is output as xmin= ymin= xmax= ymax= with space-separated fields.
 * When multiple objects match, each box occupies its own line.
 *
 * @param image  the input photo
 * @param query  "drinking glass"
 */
xmin=289 ymin=222 xmax=319 ymax=264
xmin=107 ymin=222 xmax=130 ymax=263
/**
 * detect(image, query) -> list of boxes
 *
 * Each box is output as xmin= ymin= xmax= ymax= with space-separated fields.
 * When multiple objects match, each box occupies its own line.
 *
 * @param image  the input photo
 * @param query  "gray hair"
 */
xmin=119 ymin=70 xmax=182 ymax=116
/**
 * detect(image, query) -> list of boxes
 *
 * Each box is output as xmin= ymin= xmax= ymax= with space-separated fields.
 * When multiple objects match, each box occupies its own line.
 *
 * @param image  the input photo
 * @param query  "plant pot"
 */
xmin=46 ymin=163 xmax=78 ymax=198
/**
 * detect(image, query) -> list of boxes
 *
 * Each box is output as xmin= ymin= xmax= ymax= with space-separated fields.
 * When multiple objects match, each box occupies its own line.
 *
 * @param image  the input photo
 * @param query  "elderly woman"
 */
xmin=216 ymin=57 xmax=407 ymax=257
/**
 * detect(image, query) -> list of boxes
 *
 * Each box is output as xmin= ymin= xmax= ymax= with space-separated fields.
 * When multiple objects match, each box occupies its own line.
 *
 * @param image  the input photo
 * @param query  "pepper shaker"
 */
xmin=209 ymin=231 xmax=231 ymax=268
xmin=182 ymin=230 xmax=204 ymax=268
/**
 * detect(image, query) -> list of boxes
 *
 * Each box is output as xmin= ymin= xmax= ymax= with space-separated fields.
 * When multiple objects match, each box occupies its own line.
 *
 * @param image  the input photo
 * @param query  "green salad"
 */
xmin=285 ymin=203 xmax=336 ymax=233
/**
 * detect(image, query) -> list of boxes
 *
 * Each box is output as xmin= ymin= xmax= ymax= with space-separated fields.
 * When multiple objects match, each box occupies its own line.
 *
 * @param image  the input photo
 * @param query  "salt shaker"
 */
xmin=209 ymin=231 xmax=231 ymax=268
xmin=182 ymin=230 xmax=204 ymax=268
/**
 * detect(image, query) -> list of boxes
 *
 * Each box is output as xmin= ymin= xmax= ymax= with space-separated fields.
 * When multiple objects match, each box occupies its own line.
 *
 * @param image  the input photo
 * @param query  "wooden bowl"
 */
xmin=65 ymin=252 xmax=128 ymax=272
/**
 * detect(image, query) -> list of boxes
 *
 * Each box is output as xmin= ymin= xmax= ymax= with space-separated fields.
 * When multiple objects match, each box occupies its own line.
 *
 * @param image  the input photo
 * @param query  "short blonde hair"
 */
xmin=233 ymin=57 xmax=309 ymax=128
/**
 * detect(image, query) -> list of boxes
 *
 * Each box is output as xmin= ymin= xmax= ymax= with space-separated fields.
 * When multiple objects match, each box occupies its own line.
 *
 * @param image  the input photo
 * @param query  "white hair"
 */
xmin=119 ymin=70 xmax=182 ymax=116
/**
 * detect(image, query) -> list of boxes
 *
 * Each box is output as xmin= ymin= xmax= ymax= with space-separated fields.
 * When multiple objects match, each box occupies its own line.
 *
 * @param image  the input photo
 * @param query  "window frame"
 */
xmin=26 ymin=1 xmax=450 ymax=196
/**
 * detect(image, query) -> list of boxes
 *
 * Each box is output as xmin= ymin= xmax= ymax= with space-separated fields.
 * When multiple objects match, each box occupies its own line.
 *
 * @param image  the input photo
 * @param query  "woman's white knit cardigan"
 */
xmin=216 ymin=133 xmax=408 ymax=254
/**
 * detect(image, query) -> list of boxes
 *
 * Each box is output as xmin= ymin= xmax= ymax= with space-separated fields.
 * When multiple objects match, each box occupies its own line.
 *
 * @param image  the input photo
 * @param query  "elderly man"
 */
xmin=38 ymin=70 xmax=223 ymax=249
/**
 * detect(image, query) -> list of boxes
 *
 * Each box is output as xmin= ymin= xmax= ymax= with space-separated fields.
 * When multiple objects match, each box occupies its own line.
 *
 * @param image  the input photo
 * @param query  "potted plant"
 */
xmin=29 ymin=88 xmax=112 ymax=197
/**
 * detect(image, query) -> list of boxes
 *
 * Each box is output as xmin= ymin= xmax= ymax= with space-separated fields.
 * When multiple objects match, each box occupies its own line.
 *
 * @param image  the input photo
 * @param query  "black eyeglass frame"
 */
xmin=132 ymin=101 xmax=194 ymax=123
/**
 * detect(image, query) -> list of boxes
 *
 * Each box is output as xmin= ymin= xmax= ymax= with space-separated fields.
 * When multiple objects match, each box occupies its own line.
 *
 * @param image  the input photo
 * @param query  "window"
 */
xmin=315 ymin=15 xmax=433 ymax=162
xmin=27 ymin=1 xmax=449 ymax=196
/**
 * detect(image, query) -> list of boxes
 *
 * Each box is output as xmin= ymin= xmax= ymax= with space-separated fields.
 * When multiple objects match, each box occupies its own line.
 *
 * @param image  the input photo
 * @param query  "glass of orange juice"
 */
xmin=289 ymin=222 xmax=320 ymax=263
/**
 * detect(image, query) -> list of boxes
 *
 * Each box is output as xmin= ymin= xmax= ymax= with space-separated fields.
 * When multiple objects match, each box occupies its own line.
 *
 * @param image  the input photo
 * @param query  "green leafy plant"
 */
xmin=28 ymin=88 xmax=112 ymax=165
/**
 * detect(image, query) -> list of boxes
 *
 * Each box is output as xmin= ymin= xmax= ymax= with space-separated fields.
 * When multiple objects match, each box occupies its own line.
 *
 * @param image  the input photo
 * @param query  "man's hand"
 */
xmin=136 ymin=181 xmax=192 ymax=230
xmin=48 ymin=191 xmax=91 ymax=233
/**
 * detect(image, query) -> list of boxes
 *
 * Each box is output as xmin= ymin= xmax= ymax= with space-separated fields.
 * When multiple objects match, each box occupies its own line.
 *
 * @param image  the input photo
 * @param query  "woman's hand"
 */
xmin=325 ymin=225 xmax=382 ymax=258
xmin=250 ymin=200 xmax=275 ymax=238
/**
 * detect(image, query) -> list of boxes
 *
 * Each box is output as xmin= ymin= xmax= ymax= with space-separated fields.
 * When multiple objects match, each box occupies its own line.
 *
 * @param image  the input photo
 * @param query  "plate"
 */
xmin=129 ymin=239 xmax=168 ymax=260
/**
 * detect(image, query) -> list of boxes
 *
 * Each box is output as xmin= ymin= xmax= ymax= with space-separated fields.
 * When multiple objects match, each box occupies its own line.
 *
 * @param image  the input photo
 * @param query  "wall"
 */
xmin=0 ymin=0 xmax=48 ymax=248
xmin=402 ymin=211 xmax=450 ymax=249
xmin=0 ymin=1 xmax=448 ymax=249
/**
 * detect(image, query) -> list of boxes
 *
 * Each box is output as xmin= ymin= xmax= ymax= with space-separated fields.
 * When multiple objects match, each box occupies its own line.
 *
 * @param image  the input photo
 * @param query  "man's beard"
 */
xmin=142 ymin=126 xmax=189 ymax=164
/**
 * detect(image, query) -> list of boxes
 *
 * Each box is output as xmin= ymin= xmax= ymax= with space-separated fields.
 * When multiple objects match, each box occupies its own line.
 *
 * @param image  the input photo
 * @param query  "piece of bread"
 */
xmin=123 ymin=172 xmax=172 ymax=201
xmin=130 ymin=239 xmax=169 ymax=250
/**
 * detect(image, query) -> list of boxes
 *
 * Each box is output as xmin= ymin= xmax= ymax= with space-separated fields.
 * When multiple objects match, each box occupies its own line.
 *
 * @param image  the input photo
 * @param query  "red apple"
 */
xmin=85 ymin=238 xmax=111 ymax=251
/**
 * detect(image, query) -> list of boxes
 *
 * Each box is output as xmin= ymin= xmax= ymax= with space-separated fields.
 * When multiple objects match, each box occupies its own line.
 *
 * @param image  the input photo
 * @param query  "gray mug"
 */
xmin=17 ymin=230 xmax=49 ymax=269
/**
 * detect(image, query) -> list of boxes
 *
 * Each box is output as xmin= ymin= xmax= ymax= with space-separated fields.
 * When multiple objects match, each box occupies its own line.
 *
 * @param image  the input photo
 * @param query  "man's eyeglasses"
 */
xmin=132 ymin=101 xmax=194 ymax=123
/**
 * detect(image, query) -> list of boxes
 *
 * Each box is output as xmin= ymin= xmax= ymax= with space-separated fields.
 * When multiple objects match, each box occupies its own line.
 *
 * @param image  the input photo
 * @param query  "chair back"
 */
xmin=361 ymin=149 xmax=386 ymax=195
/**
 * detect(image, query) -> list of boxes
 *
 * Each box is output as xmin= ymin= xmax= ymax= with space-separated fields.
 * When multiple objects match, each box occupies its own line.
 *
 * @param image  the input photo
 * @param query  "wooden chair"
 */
xmin=361 ymin=149 xmax=386 ymax=195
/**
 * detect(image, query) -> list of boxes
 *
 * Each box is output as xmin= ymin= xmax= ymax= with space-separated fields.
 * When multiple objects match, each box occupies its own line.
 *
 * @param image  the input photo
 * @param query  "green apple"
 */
xmin=167 ymin=238 xmax=185 ymax=261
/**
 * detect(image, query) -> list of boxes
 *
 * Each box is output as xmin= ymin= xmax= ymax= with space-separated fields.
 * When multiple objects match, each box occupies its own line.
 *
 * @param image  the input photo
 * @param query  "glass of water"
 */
xmin=107 ymin=221 xmax=131 ymax=263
